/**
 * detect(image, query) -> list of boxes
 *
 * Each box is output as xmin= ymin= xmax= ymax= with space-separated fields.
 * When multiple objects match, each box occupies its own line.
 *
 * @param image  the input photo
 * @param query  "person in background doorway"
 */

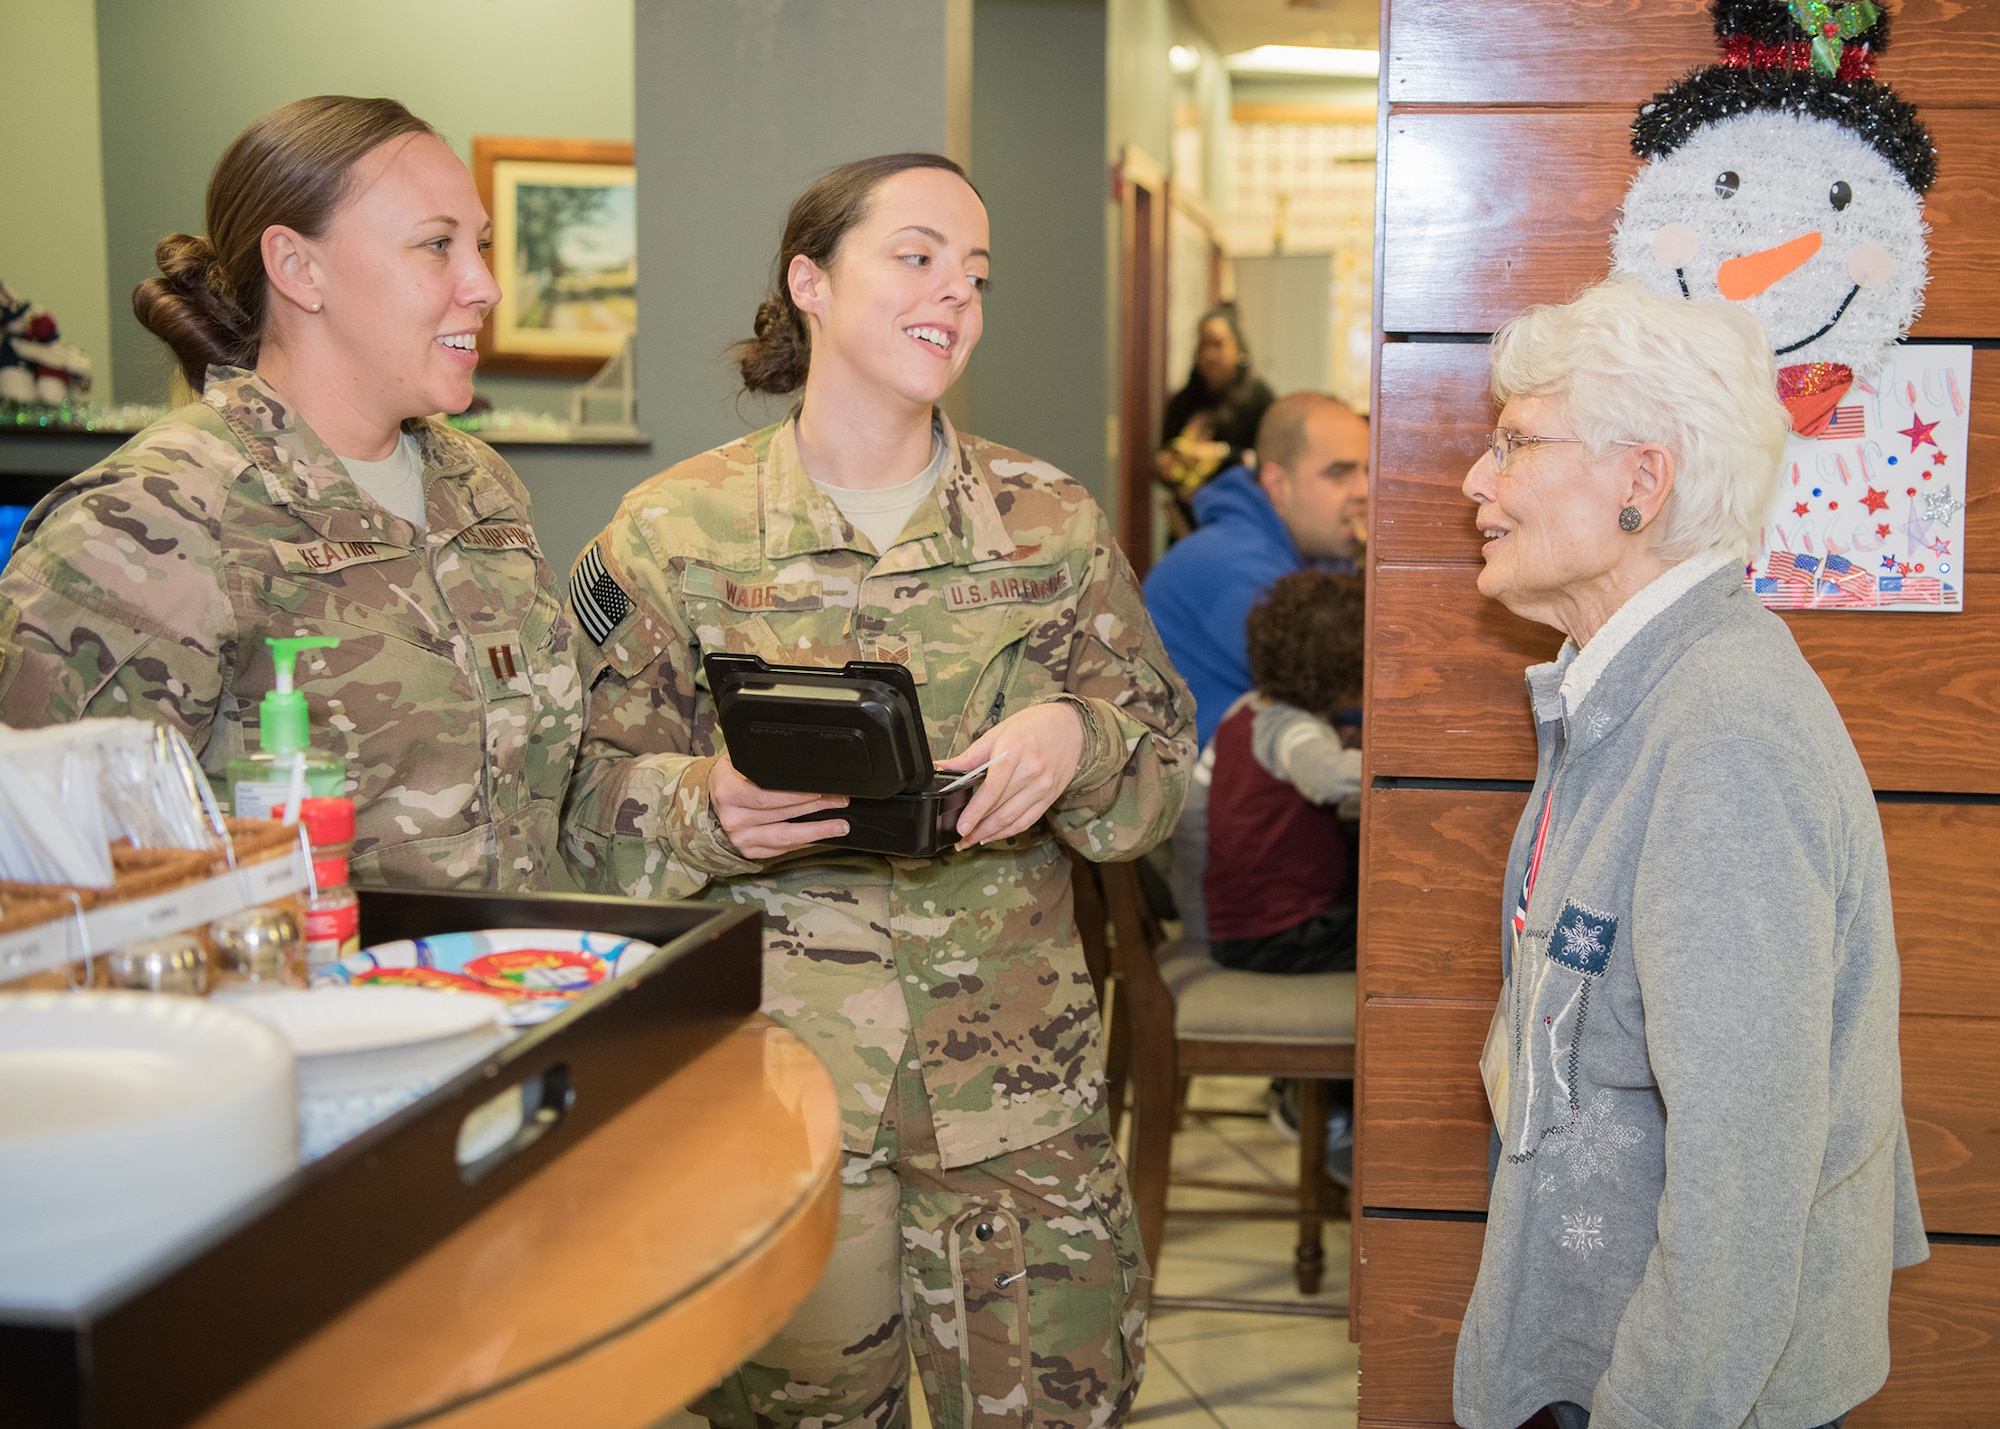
xmin=562 ymin=152 xmax=1193 ymax=1428
xmin=0 ymin=96 xmax=581 ymax=888
xmin=1453 ymin=277 xmax=1925 ymax=1429
xmin=1154 ymin=306 xmax=1274 ymax=532
xmin=1142 ymin=391 xmax=1369 ymax=749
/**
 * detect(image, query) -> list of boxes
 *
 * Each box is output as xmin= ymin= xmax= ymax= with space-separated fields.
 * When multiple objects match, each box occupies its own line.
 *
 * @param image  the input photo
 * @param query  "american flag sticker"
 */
xmin=569 ymin=540 xmax=633 ymax=647
xmin=1817 ymin=406 xmax=1865 ymax=441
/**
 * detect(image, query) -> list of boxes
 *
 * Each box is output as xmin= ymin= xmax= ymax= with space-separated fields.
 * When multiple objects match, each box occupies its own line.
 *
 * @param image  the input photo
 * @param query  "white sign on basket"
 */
xmin=1749 ymin=344 xmax=1973 ymax=614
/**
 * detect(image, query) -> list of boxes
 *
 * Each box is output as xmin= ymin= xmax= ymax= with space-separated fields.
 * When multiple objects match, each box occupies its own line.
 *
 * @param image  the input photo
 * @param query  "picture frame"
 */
xmin=472 ymin=136 xmax=637 ymax=378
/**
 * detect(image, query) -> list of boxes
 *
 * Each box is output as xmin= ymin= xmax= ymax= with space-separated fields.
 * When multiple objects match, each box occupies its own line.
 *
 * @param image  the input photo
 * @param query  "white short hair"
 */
xmin=1488 ymin=277 xmax=1789 ymax=562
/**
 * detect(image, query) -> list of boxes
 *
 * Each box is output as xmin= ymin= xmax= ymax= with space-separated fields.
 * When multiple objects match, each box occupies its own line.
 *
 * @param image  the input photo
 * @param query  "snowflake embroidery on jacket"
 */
xmin=1542 ymin=1088 xmax=1645 ymax=1189
xmin=1560 ymin=1210 xmax=1606 ymax=1258
xmin=1559 ymin=919 xmax=1607 ymax=966
xmin=1534 ymin=1170 xmax=1558 ymax=1201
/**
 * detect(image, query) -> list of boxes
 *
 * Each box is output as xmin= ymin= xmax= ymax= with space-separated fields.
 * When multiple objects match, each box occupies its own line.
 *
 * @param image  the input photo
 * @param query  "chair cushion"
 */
xmin=1156 ymin=938 xmax=1357 ymax=1044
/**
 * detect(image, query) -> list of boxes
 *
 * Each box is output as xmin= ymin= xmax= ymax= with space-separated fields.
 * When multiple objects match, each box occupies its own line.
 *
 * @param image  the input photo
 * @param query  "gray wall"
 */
xmin=965 ymin=0 xmax=1108 ymax=502
xmin=630 ymin=0 xmax=971 ymax=479
xmin=93 ymin=0 xmax=635 ymax=412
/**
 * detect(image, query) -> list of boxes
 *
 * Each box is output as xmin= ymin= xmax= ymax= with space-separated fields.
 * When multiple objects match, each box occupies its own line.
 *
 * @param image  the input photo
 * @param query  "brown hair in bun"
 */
xmin=133 ymin=95 xmax=436 ymax=391
xmin=732 ymin=152 xmax=978 ymax=396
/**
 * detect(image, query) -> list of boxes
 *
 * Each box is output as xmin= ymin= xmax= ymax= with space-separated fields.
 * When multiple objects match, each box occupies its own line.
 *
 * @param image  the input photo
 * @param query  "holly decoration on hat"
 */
xmin=1787 ymin=1 xmax=1881 ymax=76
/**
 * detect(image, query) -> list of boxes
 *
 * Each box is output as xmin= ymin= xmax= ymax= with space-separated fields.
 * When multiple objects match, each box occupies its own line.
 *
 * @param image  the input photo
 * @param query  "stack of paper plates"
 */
xmin=0 ymin=993 xmax=296 ymax=1312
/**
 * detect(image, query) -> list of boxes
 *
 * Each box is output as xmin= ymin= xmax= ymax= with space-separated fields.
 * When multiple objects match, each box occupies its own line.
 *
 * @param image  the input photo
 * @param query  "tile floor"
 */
xmin=657 ymin=1075 xmax=1356 ymax=1428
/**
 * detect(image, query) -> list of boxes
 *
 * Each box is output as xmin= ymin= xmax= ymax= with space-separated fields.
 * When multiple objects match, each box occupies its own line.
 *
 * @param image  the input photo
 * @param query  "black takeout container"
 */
xmin=703 ymin=653 xmax=975 ymax=858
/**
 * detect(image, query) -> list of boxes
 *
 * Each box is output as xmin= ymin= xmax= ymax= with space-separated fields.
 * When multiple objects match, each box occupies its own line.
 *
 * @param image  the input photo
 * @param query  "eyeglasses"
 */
xmin=1485 ymin=427 xmax=1646 ymax=473
xmin=1485 ymin=427 xmax=1582 ymax=473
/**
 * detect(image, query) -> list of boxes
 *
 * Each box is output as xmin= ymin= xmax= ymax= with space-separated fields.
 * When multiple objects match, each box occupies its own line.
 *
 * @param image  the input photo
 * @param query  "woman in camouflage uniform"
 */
xmin=563 ymin=154 xmax=1194 ymax=1427
xmin=0 ymin=97 xmax=581 ymax=888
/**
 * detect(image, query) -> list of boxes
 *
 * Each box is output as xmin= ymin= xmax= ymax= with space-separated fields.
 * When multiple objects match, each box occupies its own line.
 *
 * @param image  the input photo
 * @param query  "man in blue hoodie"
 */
xmin=1143 ymin=392 xmax=1370 ymax=747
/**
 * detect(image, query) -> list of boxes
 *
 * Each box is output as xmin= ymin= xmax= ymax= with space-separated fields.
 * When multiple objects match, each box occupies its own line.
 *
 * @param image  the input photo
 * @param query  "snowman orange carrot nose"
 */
xmin=1717 ymin=232 xmax=1824 ymax=300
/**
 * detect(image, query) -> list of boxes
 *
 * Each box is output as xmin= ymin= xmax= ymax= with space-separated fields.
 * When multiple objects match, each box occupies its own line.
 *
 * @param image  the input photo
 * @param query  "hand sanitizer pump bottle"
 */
xmin=226 ymin=636 xmax=348 ymax=819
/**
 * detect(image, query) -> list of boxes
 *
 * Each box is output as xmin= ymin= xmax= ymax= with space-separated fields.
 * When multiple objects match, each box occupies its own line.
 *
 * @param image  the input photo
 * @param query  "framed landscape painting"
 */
xmin=473 ymin=136 xmax=636 ymax=377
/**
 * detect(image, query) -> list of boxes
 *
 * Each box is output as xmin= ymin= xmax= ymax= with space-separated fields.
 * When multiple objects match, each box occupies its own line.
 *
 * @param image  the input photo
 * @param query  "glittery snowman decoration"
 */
xmin=1611 ymin=0 xmax=1966 ymax=614
xmin=1611 ymin=0 xmax=1936 ymax=436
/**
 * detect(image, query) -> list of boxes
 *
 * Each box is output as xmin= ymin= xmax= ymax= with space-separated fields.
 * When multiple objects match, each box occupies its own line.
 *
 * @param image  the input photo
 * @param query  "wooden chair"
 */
xmin=1087 ymin=855 xmax=1355 ymax=1307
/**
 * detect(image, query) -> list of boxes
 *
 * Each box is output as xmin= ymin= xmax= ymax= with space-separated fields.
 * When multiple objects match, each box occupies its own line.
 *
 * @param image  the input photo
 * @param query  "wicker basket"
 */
xmin=0 ymin=823 xmax=306 ymax=991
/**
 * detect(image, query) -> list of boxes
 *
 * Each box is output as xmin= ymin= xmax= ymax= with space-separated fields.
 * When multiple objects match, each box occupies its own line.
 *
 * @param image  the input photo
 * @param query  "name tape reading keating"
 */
xmin=0 ymin=845 xmax=310 ymax=984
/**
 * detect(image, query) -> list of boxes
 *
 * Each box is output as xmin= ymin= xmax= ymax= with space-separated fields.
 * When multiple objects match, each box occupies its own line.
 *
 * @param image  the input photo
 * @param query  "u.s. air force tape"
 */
xmin=569 ymin=540 xmax=632 ymax=646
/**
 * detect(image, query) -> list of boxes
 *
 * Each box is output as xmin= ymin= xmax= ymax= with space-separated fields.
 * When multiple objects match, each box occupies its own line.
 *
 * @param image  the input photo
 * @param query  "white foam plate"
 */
xmin=227 ymin=987 xmax=505 ymax=1058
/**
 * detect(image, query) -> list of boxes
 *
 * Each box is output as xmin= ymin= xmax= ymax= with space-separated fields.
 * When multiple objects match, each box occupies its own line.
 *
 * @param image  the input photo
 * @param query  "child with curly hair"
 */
xmin=1176 ymin=569 xmax=1365 ymax=975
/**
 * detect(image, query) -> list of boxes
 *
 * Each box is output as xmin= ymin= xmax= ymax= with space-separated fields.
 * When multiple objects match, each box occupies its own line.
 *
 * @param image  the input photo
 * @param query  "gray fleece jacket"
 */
xmin=1452 ymin=562 xmax=1927 ymax=1429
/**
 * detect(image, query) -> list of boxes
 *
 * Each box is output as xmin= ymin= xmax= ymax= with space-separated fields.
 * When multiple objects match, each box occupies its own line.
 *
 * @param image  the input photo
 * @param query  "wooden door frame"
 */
xmin=1115 ymin=144 xmax=1169 ymax=576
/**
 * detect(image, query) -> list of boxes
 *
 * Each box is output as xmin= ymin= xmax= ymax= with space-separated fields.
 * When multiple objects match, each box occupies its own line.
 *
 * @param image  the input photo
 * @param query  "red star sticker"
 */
xmin=1861 ymin=487 xmax=1889 ymax=514
xmin=1897 ymin=562 xmax=1913 ymax=576
xmin=1933 ymin=450 xmax=1949 ymax=466
xmin=1876 ymin=523 xmax=1892 ymax=538
xmin=1900 ymin=414 xmax=1940 ymax=451
xmin=1793 ymin=501 xmax=1812 ymax=517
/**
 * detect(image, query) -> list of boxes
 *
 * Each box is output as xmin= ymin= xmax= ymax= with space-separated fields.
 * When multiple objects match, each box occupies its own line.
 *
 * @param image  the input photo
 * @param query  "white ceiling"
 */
xmin=1184 ymin=0 xmax=1381 ymax=57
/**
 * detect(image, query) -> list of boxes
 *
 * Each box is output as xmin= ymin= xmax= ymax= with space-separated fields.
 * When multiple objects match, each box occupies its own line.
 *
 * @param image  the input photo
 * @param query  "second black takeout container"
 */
xmin=703 ymin=653 xmax=976 ymax=858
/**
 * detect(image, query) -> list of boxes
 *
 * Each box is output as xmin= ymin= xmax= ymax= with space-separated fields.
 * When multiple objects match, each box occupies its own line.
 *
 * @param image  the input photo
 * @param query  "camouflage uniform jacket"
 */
xmin=0 ymin=367 xmax=583 ymax=888
xmin=563 ymin=415 xmax=1195 ymax=1166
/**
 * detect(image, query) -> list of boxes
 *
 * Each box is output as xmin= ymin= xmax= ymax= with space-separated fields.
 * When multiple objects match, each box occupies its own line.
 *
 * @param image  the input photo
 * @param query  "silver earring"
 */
xmin=1618 ymin=505 xmax=1643 ymax=532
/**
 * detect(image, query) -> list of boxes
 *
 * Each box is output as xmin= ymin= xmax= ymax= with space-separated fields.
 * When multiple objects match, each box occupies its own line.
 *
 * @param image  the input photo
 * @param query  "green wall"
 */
xmin=93 ymin=0 xmax=635 ymax=409
xmin=2 ymin=0 xmax=114 ymax=403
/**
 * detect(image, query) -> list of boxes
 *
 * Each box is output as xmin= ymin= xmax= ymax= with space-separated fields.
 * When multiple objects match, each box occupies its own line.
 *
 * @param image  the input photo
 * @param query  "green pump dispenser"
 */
xmin=226 ymin=636 xmax=349 ymax=820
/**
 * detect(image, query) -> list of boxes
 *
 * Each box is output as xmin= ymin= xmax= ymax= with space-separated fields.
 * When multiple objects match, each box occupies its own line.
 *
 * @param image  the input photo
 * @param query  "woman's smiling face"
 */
xmin=1463 ymin=393 xmax=1634 ymax=628
xmin=791 ymin=166 xmax=989 ymax=410
xmin=307 ymin=132 xmax=500 ymax=426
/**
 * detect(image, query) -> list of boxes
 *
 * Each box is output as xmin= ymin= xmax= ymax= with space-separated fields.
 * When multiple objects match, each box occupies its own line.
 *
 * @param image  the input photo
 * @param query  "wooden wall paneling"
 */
xmin=1361 ymin=1000 xmax=1495 ymax=1212
xmin=1374 ymin=346 xmax=2000 ymax=572
xmin=1386 ymin=0 xmax=2000 ymax=110
xmin=1882 ymin=803 xmax=2000 ymax=1020
xmin=1355 ymin=1215 xmax=1486 ymax=1424
xmin=1370 ymin=566 xmax=2000 ymax=790
xmin=1380 ymin=110 xmax=2000 ymax=337
xmin=1366 ymin=565 xmax=1544 ymax=781
xmin=1374 ymin=341 xmax=1493 ymax=564
xmin=1850 ymin=1244 xmax=2000 ymax=1426
xmin=1900 ymin=1016 xmax=2000 ymax=1235
xmin=1363 ymin=786 xmax=1525 ymax=1001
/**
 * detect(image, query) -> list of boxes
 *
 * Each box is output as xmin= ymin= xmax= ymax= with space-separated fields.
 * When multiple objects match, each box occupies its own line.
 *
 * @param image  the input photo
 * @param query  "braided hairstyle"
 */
xmin=132 ymin=95 xmax=436 ymax=391
xmin=733 ymin=153 xmax=978 ymax=395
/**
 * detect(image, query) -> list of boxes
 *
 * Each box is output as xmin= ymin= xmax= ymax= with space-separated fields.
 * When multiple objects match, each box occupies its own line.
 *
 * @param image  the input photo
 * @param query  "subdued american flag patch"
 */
xmin=569 ymin=540 xmax=631 ymax=646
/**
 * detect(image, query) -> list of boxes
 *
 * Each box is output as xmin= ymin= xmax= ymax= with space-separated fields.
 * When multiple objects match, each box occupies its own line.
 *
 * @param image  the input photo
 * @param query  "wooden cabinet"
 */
xmin=1359 ymin=2 xmax=2000 ymax=1420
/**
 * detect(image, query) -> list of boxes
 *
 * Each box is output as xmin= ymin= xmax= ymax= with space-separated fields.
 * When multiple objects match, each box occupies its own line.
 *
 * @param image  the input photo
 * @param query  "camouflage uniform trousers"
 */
xmin=693 ymin=1040 xmax=1148 ymax=1429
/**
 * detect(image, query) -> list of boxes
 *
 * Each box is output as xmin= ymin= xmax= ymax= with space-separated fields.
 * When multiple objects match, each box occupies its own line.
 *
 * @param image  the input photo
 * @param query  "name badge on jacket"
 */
xmin=269 ymin=538 xmax=410 ymax=575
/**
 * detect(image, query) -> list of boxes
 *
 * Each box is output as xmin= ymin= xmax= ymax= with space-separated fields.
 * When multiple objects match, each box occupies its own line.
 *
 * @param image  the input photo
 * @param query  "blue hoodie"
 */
xmin=1142 ymin=465 xmax=1302 ymax=748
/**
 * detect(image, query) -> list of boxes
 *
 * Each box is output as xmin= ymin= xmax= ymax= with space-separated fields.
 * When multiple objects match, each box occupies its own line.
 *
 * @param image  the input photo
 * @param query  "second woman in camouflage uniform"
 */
xmin=0 ymin=97 xmax=581 ymax=887
xmin=564 ymin=155 xmax=1194 ymax=1426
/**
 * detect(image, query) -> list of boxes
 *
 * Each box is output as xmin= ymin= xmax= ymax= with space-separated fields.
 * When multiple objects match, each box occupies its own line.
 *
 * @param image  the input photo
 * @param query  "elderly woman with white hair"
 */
xmin=1450 ymin=278 xmax=1927 ymax=1429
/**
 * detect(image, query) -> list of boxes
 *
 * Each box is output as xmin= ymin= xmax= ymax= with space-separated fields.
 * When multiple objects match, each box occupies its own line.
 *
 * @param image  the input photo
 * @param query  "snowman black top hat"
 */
xmin=1610 ymin=1 xmax=1938 ymax=434
xmin=1634 ymin=1 xmax=1935 ymax=193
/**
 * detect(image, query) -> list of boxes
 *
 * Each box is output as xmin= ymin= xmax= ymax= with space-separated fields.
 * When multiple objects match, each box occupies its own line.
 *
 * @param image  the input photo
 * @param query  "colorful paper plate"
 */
xmin=312 ymin=929 xmax=663 ymax=1025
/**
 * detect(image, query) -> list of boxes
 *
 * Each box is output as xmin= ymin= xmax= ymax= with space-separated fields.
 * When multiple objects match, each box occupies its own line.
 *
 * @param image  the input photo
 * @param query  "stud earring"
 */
xmin=309 ymin=301 xmax=322 ymax=313
xmin=1618 ymin=505 xmax=1643 ymax=532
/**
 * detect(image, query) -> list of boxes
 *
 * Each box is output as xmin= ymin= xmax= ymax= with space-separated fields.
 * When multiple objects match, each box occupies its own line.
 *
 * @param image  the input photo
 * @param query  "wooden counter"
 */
xmin=191 ymin=1015 xmax=840 ymax=1429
